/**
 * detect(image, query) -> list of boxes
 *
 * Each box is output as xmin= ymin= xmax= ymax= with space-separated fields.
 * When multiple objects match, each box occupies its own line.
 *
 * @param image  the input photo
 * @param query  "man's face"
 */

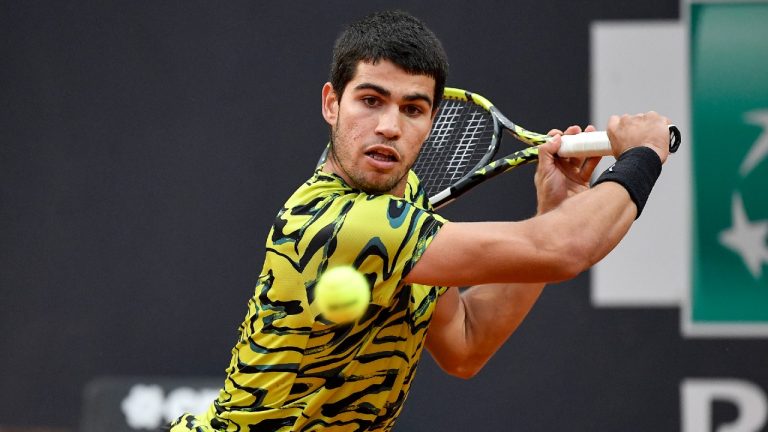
xmin=321 ymin=60 xmax=436 ymax=196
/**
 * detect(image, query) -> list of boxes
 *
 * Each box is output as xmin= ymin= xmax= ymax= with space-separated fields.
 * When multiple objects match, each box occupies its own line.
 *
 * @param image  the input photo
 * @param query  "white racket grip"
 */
xmin=557 ymin=131 xmax=612 ymax=157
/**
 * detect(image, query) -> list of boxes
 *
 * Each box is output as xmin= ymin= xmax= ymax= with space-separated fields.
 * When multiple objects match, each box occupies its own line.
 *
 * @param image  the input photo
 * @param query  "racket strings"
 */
xmin=413 ymin=99 xmax=495 ymax=197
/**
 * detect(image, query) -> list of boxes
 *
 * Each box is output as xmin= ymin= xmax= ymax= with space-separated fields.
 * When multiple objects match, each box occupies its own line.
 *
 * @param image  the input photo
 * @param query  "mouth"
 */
xmin=364 ymin=145 xmax=400 ymax=163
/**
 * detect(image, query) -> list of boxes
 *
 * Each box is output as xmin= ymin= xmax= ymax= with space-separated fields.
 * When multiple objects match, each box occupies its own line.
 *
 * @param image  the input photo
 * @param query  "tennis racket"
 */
xmin=319 ymin=87 xmax=681 ymax=209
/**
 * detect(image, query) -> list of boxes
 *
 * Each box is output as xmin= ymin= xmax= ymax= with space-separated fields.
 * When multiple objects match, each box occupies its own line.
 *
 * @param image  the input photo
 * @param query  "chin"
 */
xmin=356 ymin=176 xmax=397 ymax=195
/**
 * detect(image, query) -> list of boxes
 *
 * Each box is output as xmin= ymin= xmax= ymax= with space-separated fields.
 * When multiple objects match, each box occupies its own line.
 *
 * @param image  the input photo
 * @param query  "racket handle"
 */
xmin=558 ymin=132 xmax=612 ymax=157
xmin=557 ymin=125 xmax=681 ymax=158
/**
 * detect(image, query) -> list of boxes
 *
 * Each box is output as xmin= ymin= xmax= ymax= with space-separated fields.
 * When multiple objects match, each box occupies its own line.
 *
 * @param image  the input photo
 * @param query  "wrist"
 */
xmin=592 ymin=146 xmax=662 ymax=218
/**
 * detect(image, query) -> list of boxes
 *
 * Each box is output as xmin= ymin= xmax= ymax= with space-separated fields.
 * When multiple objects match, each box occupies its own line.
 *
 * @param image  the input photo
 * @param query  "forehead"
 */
xmin=347 ymin=60 xmax=436 ymax=97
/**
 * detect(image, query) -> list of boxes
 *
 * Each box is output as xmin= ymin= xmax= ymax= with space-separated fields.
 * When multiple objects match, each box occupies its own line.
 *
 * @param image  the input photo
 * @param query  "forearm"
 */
xmin=426 ymin=282 xmax=545 ymax=378
xmin=460 ymin=282 xmax=545 ymax=373
xmin=408 ymin=180 xmax=637 ymax=287
xmin=534 ymin=180 xmax=638 ymax=274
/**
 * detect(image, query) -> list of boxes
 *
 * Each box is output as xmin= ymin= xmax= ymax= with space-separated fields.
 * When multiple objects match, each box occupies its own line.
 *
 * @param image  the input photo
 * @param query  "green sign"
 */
xmin=690 ymin=1 xmax=768 ymax=335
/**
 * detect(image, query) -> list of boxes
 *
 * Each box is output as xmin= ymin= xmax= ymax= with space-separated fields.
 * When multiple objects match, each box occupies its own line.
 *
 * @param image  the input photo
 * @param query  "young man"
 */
xmin=170 ymin=10 xmax=673 ymax=432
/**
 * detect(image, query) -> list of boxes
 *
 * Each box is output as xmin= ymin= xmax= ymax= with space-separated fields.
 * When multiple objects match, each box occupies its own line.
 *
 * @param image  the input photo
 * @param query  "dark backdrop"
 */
xmin=3 ymin=1 xmax=766 ymax=431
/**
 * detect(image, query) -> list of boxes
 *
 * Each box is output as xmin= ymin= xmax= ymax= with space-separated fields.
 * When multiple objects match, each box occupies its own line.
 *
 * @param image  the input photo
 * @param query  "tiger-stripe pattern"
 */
xmin=170 ymin=168 xmax=448 ymax=431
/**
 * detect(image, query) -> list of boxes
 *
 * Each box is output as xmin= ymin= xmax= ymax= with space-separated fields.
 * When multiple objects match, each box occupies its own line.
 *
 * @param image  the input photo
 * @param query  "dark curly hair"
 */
xmin=330 ymin=10 xmax=449 ymax=110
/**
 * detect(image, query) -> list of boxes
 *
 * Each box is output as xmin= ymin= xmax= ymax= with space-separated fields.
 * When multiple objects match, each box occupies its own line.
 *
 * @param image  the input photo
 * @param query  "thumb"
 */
xmin=538 ymin=135 xmax=561 ymax=163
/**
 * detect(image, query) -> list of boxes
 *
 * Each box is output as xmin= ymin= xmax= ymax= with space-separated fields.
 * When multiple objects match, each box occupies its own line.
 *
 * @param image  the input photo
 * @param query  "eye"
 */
xmin=402 ymin=104 xmax=425 ymax=117
xmin=361 ymin=96 xmax=380 ymax=108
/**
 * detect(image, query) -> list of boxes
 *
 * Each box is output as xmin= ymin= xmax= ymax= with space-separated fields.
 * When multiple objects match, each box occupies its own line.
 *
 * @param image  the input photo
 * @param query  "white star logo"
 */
xmin=717 ymin=109 xmax=768 ymax=281
xmin=718 ymin=193 xmax=768 ymax=279
xmin=740 ymin=110 xmax=768 ymax=177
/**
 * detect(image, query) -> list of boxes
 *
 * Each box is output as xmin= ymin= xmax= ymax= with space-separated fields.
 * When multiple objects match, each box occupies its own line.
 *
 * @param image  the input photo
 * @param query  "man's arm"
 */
xmin=420 ymin=123 xmax=595 ymax=379
xmin=407 ymin=179 xmax=639 ymax=286
xmin=418 ymin=181 xmax=636 ymax=377
xmin=425 ymin=283 xmax=545 ymax=378
xmin=404 ymin=112 xmax=671 ymax=287
xmin=407 ymin=112 xmax=672 ymax=377
xmin=416 ymin=181 xmax=635 ymax=377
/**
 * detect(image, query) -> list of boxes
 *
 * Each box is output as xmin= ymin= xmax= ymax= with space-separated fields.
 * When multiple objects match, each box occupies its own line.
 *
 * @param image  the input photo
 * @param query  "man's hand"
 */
xmin=534 ymin=125 xmax=602 ymax=215
xmin=607 ymin=111 xmax=672 ymax=163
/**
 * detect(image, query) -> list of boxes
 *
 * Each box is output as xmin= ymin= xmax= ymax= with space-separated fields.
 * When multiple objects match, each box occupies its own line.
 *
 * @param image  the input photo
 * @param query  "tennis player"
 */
xmin=169 ymin=10 xmax=673 ymax=431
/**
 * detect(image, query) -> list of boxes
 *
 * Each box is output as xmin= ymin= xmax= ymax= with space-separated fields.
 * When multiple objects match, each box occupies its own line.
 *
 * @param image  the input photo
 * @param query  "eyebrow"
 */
xmin=353 ymin=83 xmax=433 ymax=108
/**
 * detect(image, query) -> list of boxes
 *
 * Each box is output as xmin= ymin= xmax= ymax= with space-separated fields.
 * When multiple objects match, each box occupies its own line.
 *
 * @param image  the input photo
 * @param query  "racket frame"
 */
xmin=423 ymin=88 xmax=546 ymax=208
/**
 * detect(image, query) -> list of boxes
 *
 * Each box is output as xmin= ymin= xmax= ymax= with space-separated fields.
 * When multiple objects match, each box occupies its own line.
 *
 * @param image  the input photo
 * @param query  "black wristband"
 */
xmin=592 ymin=146 xmax=662 ymax=219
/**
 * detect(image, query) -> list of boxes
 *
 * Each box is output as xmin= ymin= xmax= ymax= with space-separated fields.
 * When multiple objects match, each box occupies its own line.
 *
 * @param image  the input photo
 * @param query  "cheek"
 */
xmin=338 ymin=112 xmax=372 ymax=141
xmin=334 ymin=116 xmax=358 ymax=143
xmin=405 ymin=140 xmax=425 ymax=165
xmin=415 ymin=116 xmax=433 ymax=139
xmin=420 ymin=127 xmax=432 ymax=143
xmin=412 ymin=122 xmax=433 ymax=149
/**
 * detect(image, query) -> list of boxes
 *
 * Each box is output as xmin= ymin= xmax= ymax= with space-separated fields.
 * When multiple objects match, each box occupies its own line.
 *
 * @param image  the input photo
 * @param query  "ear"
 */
xmin=321 ymin=82 xmax=339 ymax=126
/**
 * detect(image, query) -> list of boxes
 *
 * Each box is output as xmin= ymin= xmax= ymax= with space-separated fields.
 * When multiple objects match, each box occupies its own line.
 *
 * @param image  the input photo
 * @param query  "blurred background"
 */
xmin=2 ymin=1 xmax=767 ymax=431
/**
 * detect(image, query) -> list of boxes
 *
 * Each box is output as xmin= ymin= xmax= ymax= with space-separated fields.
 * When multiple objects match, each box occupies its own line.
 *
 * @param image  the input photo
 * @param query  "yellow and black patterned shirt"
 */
xmin=171 ymin=167 xmax=447 ymax=431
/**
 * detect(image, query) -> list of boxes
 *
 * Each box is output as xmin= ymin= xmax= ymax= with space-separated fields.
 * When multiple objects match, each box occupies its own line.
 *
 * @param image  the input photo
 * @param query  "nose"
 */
xmin=375 ymin=106 xmax=401 ymax=139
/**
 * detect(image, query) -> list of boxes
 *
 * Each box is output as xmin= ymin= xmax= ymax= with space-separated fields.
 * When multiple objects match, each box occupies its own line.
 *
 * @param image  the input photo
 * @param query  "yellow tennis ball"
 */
xmin=314 ymin=266 xmax=371 ymax=323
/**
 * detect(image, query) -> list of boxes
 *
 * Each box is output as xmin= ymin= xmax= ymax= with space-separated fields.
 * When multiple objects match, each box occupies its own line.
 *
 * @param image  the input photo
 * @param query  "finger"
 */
xmin=579 ymin=156 xmax=602 ymax=182
xmin=563 ymin=125 xmax=582 ymax=135
xmin=584 ymin=124 xmax=596 ymax=133
xmin=566 ymin=158 xmax=587 ymax=180
xmin=540 ymin=134 xmax=561 ymax=156
xmin=536 ymin=135 xmax=560 ymax=180
xmin=547 ymin=128 xmax=563 ymax=137
xmin=569 ymin=156 xmax=586 ymax=168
